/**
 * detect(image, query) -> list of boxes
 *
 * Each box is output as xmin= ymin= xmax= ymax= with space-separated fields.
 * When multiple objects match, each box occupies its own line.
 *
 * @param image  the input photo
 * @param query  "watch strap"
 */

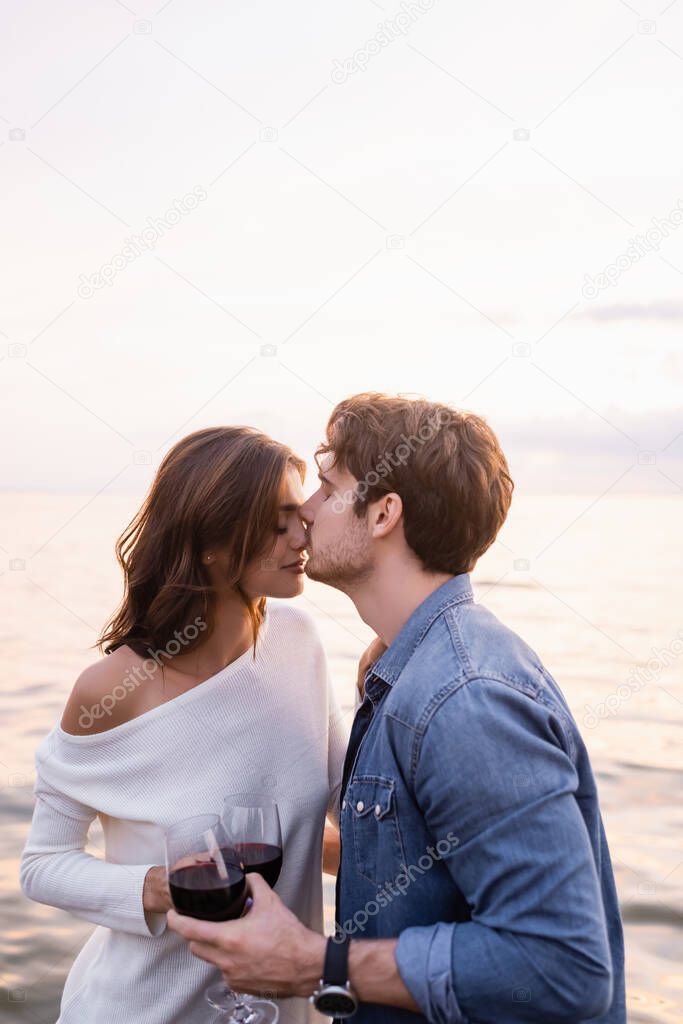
xmin=323 ymin=933 xmax=351 ymax=987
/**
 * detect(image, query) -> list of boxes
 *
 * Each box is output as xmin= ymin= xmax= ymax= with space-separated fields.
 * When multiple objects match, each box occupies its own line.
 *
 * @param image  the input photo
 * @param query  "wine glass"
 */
xmin=222 ymin=794 xmax=283 ymax=889
xmin=165 ymin=814 xmax=278 ymax=1024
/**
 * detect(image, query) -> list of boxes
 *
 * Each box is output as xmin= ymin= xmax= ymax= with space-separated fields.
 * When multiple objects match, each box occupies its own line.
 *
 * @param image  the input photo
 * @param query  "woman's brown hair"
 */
xmin=98 ymin=426 xmax=306 ymax=660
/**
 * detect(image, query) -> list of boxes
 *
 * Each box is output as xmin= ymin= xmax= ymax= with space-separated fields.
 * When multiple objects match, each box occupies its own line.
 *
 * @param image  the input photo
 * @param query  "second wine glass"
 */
xmin=221 ymin=793 xmax=283 ymax=889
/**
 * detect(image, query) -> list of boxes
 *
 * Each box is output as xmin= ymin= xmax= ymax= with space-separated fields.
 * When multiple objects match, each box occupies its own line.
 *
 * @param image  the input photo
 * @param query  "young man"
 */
xmin=169 ymin=393 xmax=626 ymax=1023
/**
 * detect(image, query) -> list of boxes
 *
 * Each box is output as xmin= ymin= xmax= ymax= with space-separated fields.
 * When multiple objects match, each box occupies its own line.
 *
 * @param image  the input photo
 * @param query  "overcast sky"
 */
xmin=1 ymin=0 xmax=682 ymax=496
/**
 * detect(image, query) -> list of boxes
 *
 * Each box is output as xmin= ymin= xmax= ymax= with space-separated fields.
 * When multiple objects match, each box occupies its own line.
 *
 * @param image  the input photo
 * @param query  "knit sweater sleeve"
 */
xmin=20 ymin=734 xmax=166 ymax=938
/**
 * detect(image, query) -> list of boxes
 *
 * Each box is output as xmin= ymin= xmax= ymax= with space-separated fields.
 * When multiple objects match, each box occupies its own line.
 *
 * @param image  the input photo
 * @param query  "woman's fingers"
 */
xmin=357 ymin=636 xmax=388 ymax=698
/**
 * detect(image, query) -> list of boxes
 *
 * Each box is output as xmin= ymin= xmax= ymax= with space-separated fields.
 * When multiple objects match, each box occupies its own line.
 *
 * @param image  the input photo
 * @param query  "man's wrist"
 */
xmin=295 ymin=930 xmax=327 ymax=997
xmin=347 ymin=938 xmax=419 ymax=1011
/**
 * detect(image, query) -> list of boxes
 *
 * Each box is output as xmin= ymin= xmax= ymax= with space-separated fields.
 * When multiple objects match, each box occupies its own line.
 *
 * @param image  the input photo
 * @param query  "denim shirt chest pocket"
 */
xmin=344 ymin=775 xmax=407 ymax=886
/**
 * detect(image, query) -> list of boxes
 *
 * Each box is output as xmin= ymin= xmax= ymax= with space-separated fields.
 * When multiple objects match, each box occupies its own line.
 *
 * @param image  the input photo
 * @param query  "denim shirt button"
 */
xmin=374 ymin=804 xmax=381 ymax=816
xmin=356 ymin=800 xmax=365 ymax=812
xmin=342 ymin=799 xmax=347 ymax=810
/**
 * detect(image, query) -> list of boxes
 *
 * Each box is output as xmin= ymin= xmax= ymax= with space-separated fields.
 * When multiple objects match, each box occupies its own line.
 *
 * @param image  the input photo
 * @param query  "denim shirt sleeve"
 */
xmin=394 ymin=677 xmax=613 ymax=1024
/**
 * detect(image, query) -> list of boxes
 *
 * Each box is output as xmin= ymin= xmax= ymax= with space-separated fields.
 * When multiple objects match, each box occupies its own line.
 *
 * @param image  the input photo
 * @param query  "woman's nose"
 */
xmin=298 ymin=498 xmax=314 ymax=527
xmin=290 ymin=519 xmax=308 ymax=549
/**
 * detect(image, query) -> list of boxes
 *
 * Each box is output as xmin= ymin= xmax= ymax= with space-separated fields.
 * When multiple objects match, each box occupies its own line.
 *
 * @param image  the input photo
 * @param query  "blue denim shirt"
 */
xmin=336 ymin=574 xmax=625 ymax=1024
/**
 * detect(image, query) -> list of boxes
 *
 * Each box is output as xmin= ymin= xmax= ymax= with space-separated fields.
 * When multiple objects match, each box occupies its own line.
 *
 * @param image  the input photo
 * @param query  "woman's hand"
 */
xmin=323 ymin=821 xmax=340 ymax=875
xmin=143 ymin=865 xmax=172 ymax=914
xmin=357 ymin=636 xmax=388 ymax=702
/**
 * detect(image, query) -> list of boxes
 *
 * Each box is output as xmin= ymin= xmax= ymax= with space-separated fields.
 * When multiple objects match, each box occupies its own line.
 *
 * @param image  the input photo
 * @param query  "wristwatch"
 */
xmin=311 ymin=934 xmax=359 ymax=1019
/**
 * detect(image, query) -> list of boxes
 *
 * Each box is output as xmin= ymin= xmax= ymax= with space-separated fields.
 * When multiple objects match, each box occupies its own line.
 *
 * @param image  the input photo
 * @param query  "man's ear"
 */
xmin=369 ymin=492 xmax=403 ymax=539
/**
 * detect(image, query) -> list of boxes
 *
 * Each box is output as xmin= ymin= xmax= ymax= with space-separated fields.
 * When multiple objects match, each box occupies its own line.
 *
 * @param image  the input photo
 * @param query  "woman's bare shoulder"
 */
xmin=60 ymin=647 xmax=158 ymax=736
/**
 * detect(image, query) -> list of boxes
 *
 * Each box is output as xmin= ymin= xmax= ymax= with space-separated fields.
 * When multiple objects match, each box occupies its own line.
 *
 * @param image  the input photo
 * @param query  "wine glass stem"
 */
xmin=230 ymin=1004 xmax=254 ymax=1023
xmin=213 ymin=985 xmax=256 ymax=1021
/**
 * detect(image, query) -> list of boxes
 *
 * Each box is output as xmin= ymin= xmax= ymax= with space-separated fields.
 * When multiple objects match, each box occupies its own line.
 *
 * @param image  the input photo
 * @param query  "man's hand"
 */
xmin=143 ymin=865 xmax=172 ymax=914
xmin=169 ymin=874 xmax=419 ymax=1012
xmin=357 ymin=636 xmax=387 ymax=702
xmin=167 ymin=874 xmax=326 ymax=999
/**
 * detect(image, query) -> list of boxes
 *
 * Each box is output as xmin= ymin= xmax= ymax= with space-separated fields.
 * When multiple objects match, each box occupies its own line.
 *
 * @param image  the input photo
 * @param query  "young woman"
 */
xmin=20 ymin=426 xmax=350 ymax=1024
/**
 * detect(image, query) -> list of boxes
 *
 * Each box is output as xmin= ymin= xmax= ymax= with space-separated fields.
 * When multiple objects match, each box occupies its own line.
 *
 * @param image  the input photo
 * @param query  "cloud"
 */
xmin=498 ymin=408 xmax=683 ymax=454
xmin=494 ymin=409 xmax=683 ymax=494
xmin=579 ymin=301 xmax=683 ymax=322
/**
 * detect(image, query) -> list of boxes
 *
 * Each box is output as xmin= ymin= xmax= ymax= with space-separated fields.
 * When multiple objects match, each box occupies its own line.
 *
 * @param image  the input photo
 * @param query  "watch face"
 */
xmin=316 ymin=990 xmax=357 ymax=1015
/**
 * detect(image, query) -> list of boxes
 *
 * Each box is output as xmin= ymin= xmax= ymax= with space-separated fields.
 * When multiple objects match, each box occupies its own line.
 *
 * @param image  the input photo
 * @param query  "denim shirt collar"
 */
xmin=365 ymin=573 xmax=474 ymax=701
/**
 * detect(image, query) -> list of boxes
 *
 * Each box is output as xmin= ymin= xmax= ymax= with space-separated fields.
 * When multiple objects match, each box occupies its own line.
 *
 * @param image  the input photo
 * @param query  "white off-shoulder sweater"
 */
xmin=20 ymin=602 xmax=350 ymax=1024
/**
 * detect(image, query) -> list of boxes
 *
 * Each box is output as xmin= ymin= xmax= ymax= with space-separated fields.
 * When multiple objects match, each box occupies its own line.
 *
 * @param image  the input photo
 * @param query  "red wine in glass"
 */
xmin=168 ymin=848 xmax=246 ymax=921
xmin=234 ymin=842 xmax=283 ymax=888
